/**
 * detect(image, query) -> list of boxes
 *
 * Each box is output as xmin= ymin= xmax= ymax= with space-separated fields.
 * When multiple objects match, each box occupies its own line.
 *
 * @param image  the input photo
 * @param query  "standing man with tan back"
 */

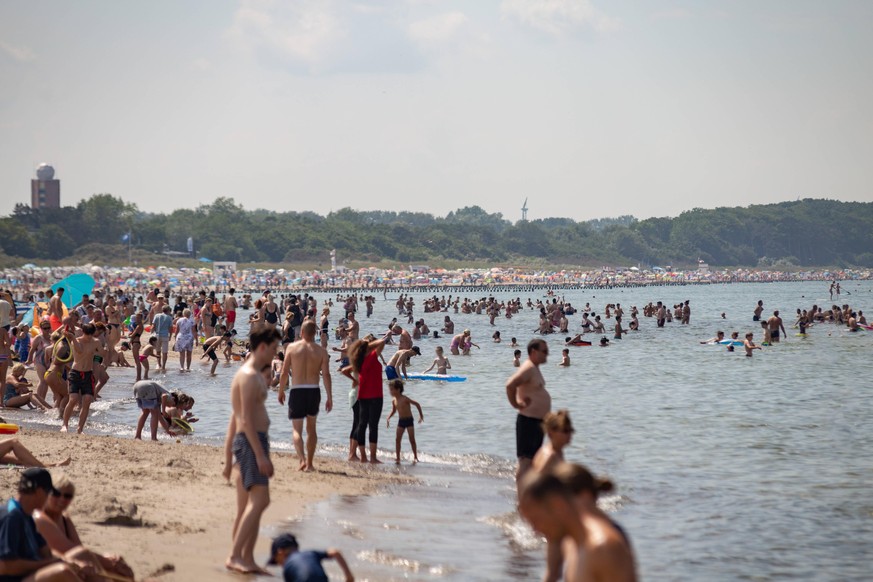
xmin=278 ymin=321 xmax=333 ymax=472
xmin=506 ymin=338 xmax=552 ymax=489
xmin=61 ymin=323 xmax=101 ymax=434
xmin=223 ymin=323 xmax=280 ymax=575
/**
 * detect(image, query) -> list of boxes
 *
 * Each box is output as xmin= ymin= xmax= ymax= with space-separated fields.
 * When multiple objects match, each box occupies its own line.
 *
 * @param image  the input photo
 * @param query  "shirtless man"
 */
xmin=62 ymin=323 xmax=101 ymax=434
xmin=277 ymin=321 xmax=333 ymax=472
xmin=393 ymin=325 xmax=412 ymax=350
xmin=753 ymin=300 xmax=764 ymax=322
xmin=385 ymin=346 xmax=420 ymax=380
xmin=223 ymin=324 xmax=280 ymax=575
xmin=766 ymin=310 xmax=787 ymax=343
xmin=48 ymin=287 xmax=65 ymax=331
xmin=519 ymin=471 xmax=637 ymax=582
xmin=345 ymin=311 xmax=360 ymax=341
xmin=224 ymin=288 xmax=239 ymax=331
xmin=506 ymin=338 xmax=552 ymax=487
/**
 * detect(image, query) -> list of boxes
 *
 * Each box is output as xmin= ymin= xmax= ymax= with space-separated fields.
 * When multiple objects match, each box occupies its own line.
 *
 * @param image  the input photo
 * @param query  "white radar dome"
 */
xmin=36 ymin=163 xmax=55 ymax=181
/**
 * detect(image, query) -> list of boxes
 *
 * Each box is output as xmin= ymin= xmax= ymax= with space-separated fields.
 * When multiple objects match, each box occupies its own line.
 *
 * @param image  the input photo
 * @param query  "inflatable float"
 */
xmin=405 ymin=374 xmax=467 ymax=382
xmin=0 ymin=424 xmax=20 ymax=435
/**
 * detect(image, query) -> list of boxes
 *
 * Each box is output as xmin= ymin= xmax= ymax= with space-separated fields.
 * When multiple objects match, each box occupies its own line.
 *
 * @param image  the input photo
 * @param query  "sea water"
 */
xmin=12 ymin=281 xmax=873 ymax=580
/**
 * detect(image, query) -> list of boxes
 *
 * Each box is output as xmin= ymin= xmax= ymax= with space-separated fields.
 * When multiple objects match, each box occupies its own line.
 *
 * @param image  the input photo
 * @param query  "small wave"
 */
xmin=356 ymin=549 xmax=423 ymax=573
xmin=480 ymin=511 xmax=543 ymax=551
xmin=598 ymin=493 xmax=627 ymax=513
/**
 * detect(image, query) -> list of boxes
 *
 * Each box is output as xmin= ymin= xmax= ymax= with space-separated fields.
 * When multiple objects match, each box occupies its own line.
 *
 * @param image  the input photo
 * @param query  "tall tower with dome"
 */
xmin=31 ymin=163 xmax=60 ymax=209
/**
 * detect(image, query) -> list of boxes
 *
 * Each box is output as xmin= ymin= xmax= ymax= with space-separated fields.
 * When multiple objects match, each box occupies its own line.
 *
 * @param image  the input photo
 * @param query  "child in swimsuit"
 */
xmin=422 ymin=346 xmax=451 ymax=375
xmin=139 ymin=337 xmax=159 ymax=379
xmin=386 ymin=380 xmax=424 ymax=464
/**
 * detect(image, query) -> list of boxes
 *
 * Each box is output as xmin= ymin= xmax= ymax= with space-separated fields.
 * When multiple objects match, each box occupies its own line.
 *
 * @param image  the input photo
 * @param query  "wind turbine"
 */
xmin=521 ymin=198 xmax=529 ymax=222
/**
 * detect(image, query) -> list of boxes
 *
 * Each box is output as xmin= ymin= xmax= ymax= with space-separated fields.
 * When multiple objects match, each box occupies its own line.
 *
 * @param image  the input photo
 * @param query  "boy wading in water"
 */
xmin=224 ymin=324 xmax=280 ymax=575
xmin=386 ymin=379 xmax=424 ymax=464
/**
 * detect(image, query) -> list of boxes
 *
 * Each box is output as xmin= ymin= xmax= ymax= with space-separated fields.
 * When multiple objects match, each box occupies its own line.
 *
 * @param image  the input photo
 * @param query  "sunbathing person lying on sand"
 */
xmin=0 ymin=437 xmax=71 ymax=467
xmin=35 ymin=474 xmax=135 ymax=581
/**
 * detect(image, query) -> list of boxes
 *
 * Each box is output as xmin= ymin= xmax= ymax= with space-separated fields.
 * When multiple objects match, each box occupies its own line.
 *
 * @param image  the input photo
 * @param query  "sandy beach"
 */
xmin=0 ymin=428 xmax=405 ymax=581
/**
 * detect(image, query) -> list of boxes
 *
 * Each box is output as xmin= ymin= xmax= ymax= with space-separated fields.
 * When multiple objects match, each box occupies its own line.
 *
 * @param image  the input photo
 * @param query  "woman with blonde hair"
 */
xmin=532 ymin=409 xmax=575 ymax=473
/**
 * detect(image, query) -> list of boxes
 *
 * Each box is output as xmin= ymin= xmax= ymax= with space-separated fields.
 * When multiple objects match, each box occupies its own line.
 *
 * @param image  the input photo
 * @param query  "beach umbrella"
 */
xmin=51 ymin=273 xmax=97 ymax=308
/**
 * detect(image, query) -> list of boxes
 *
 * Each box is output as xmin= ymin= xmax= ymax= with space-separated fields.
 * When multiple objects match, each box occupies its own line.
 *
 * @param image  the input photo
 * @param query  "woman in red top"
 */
xmin=348 ymin=334 xmax=389 ymax=463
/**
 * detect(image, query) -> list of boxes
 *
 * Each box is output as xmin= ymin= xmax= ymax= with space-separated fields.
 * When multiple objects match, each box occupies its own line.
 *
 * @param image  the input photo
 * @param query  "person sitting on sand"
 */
xmin=5 ymin=363 xmax=52 ymax=410
xmin=0 ymin=468 xmax=88 ymax=581
xmin=267 ymin=533 xmax=354 ymax=582
xmin=113 ymin=341 xmax=133 ymax=367
xmin=0 ymin=437 xmax=71 ymax=467
xmin=34 ymin=474 xmax=134 ymax=581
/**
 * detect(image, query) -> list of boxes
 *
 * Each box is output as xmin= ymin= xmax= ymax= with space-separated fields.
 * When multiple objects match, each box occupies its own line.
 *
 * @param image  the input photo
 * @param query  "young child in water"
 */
xmin=139 ymin=337 xmax=160 ymax=379
xmin=422 ymin=346 xmax=451 ymax=375
xmin=386 ymin=379 xmax=424 ymax=464
xmin=744 ymin=332 xmax=761 ymax=357
xmin=513 ymin=349 xmax=521 ymax=367
xmin=559 ymin=348 xmax=570 ymax=367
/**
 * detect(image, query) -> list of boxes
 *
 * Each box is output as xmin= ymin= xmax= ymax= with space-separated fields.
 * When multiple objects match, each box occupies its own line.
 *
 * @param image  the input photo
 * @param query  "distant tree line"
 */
xmin=1 ymin=196 xmax=871 ymax=268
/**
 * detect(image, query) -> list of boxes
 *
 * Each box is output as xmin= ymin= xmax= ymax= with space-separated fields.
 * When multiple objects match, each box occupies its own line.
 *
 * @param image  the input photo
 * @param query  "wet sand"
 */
xmin=0 ymin=428 xmax=406 ymax=581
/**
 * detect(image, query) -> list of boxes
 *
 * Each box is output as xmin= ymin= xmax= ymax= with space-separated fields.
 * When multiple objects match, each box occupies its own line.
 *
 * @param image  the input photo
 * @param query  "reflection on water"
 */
xmin=13 ymin=281 xmax=873 ymax=580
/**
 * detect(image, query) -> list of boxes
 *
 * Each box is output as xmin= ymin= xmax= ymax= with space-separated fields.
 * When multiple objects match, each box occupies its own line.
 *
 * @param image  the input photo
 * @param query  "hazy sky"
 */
xmin=1 ymin=1 xmax=871 ymax=222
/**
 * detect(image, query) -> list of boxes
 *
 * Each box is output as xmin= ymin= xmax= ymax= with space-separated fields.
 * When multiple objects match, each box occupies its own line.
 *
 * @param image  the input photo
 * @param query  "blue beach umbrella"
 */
xmin=51 ymin=273 xmax=97 ymax=308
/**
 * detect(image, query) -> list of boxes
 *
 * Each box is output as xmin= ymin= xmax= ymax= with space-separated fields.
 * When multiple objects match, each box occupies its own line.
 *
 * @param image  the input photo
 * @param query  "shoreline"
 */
xmin=0 ymin=426 xmax=409 ymax=581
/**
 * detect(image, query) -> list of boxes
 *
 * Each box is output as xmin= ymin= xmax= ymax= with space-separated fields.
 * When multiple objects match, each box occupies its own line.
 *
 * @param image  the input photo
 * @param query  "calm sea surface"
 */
xmin=14 ymin=281 xmax=873 ymax=580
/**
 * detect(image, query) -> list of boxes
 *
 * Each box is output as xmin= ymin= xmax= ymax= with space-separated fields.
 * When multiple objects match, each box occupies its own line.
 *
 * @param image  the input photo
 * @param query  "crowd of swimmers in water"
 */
xmin=0 ymin=279 xmax=867 ymax=580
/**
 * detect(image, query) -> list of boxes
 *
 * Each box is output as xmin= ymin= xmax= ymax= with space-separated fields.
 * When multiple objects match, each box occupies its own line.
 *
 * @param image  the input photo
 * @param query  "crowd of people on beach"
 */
xmin=0 ymin=277 xmax=868 ymax=580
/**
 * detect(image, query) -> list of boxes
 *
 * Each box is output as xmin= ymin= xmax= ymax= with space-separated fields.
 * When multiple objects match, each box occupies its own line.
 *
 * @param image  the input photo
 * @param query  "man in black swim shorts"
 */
xmin=505 ymin=338 xmax=552 ymax=490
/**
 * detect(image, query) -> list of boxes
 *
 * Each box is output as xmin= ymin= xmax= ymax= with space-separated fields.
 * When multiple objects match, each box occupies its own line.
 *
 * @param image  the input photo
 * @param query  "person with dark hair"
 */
xmin=518 ymin=468 xmax=636 ymax=582
xmin=347 ymin=333 xmax=390 ymax=463
xmin=0 ymin=468 xmax=87 ymax=581
xmin=34 ymin=474 xmax=134 ymax=580
xmin=223 ymin=324 xmax=280 ymax=575
xmin=505 ymin=338 xmax=552 ymax=487
xmin=267 ymin=533 xmax=354 ymax=582
xmin=61 ymin=323 xmax=100 ymax=435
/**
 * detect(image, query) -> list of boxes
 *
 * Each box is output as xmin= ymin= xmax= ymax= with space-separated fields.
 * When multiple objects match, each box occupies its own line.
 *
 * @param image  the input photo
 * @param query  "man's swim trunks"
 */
xmin=288 ymin=386 xmax=321 ymax=419
xmin=232 ymin=432 xmax=270 ymax=490
xmin=385 ymin=365 xmax=398 ymax=380
xmin=68 ymin=369 xmax=94 ymax=396
xmin=516 ymin=414 xmax=544 ymax=459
